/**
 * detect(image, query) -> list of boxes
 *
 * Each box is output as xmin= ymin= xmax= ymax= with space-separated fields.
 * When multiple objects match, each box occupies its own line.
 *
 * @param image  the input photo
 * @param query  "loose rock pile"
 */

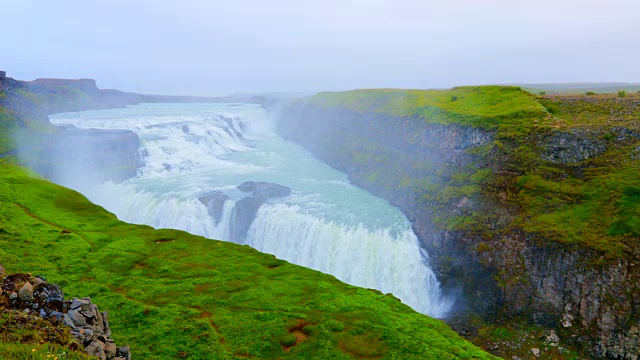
xmin=0 ymin=269 xmax=131 ymax=360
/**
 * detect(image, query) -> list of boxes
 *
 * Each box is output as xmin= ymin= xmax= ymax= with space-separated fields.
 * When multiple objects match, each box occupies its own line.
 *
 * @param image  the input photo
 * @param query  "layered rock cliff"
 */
xmin=0 ymin=72 xmax=144 ymax=184
xmin=270 ymin=88 xmax=640 ymax=359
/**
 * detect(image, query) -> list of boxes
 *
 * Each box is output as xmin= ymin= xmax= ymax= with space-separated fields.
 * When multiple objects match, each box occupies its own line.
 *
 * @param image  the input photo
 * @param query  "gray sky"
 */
xmin=3 ymin=0 xmax=639 ymax=96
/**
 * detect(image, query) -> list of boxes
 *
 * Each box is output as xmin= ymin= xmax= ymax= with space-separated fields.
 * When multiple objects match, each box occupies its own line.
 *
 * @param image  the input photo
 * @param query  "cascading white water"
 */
xmin=50 ymin=103 xmax=452 ymax=317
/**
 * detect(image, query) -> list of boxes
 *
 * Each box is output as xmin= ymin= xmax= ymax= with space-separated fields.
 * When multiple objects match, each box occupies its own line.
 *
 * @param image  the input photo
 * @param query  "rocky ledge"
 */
xmin=0 ymin=266 xmax=131 ymax=360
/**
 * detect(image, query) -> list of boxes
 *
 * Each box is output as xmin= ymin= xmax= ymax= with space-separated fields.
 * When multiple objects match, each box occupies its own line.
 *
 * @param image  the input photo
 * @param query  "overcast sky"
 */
xmin=3 ymin=0 xmax=639 ymax=96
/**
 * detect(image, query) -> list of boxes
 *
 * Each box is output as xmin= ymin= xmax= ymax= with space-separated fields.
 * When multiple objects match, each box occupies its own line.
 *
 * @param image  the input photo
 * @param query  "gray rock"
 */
xmin=198 ymin=191 xmax=229 ymax=225
xmin=9 ymin=292 xmax=17 ymax=300
xmin=237 ymin=181 xmax=291 ymax=198
xmin=531 ymin=348 xmax=540 ymax=357
xmin=105 ymin=340 xmax=117 ymax=358
xmin=63 ymin=313 xmax=77 ymax=328
xmin=49 ymin=311 xmax=64 ymax=323
xmin=83 ymin=328 xmax=94 ymax=343
xmin=539 ymin=130 xmax=607 ymax=163
xmin=116 ymin=346 xmax=131 ymax=360
xmin=18 ymin=282 xmax=33 ymax=302
xmin=68 ymin=309 xmax=88 ymax=327
xmin=32 ymin=277 xmax=46 ymax=292
xmin=85 ymin=340 xmax=107 ymax=360
xmin=70 ymin=297 xmax=92 ymax=311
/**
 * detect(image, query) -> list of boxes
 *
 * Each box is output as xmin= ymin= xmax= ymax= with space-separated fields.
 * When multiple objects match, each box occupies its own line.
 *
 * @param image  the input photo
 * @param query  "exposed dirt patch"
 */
xmin=194 ymin=284 xmax=212 ymax=292
xmin=281 ymin=319 xmax=312 ymax=352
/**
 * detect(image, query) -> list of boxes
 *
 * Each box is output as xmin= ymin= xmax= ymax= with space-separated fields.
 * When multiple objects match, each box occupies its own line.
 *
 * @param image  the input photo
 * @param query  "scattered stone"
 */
xmin=531 ymin=347 xmax=540 ymax=357
xmin=545 ymin=330 xmax=560 ymax=346
xmin=18 ymin=282 xmax=34 ymax=302
xmin=1 ymin=273 xmax=130 ymax=359
xmin=0 ymin=264 xmax=5 ymax=276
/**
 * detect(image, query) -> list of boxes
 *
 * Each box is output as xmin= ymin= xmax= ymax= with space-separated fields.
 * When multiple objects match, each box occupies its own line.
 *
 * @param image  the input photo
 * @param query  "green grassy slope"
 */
xmin=0 ymin=160 xmax=494 ymax=359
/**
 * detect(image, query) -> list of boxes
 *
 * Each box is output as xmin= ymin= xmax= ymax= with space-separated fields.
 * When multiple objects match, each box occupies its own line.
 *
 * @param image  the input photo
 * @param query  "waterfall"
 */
xmin=51 ymin=103 xmax=452 ymax=318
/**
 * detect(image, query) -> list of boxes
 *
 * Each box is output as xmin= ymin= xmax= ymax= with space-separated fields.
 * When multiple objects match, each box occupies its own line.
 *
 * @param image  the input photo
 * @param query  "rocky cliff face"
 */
xmin=0 ymin=73 xmax=144 ymax=184
xmin=271 ymin=101 xmax=640 ymax=359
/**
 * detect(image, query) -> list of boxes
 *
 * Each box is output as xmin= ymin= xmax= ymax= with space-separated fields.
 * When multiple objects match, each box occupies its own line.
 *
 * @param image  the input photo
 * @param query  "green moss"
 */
xmin=0 ymin=160 xmax=494 ymax=359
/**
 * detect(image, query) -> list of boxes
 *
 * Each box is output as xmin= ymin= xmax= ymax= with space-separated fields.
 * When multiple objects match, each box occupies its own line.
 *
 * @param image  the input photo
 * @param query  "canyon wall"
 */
xmin=0 ymin=73 xmax=144 ymax=184
xmin=271 ymin=100 xmax=640 ymax=359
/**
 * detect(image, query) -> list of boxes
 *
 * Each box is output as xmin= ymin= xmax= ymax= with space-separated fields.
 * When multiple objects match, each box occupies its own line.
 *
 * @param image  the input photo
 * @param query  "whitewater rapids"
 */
xmin=50 ymin=103 xmax=452 ymax=317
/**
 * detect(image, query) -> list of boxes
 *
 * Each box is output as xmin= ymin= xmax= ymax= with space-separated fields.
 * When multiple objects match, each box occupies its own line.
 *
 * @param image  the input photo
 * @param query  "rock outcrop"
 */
xmin=199 ymin=181 xmax=291 ymax=242
xmin=199 ymin=191 xmax=230 ymax=225
xmin=1 ymin=271 xmax=131 ymax=360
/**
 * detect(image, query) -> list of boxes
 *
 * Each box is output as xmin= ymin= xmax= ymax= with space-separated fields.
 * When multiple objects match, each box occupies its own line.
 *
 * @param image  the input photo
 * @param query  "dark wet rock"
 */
xmin=230 ymin=182 xmax=291 ymax=242
xmin=538 ymin=130 xmax=608 ymax=163
xmin=237 ymin=181 xmax=291 ymax=198
xmin=199 ymin=191 xmax=229 ymax=225
xmin=232 ymin=196 xmax=265 ymax=242
xmin=18 ymin=282 xmax=33 ymax=302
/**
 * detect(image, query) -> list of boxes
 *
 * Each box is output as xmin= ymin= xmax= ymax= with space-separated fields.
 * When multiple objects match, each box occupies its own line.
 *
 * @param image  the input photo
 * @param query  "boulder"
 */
xmin=67 ymin=308 xmax=88 ymax=327
xmin=18 ymin=282 xmax=34 ymax=302
xmin=85 ymin=340 xmax=107 ymax=360
xmin=105 ymin=340 xmax=117 ymax=357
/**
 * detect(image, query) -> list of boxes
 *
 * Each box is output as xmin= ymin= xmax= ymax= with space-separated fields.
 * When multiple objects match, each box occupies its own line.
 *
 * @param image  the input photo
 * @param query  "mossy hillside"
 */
xmin=302 ymin=89 xmax=640 ymax=259
xmin=309 ymin=86 xmax=548 ymax=129
xmin=0 ymin=307 xmax=92 ymax=360
xmin=0 ymin=160 xmax=495 ymax=359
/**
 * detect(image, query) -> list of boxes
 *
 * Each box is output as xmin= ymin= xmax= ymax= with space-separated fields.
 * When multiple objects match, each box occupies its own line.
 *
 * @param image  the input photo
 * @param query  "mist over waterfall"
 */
xmin=50 ymin=103 xmax=452 ymax=317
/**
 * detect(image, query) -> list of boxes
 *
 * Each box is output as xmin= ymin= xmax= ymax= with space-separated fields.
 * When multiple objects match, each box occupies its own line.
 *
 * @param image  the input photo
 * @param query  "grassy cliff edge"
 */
xmin=0 ymin=77 xmax=495 ymax=358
